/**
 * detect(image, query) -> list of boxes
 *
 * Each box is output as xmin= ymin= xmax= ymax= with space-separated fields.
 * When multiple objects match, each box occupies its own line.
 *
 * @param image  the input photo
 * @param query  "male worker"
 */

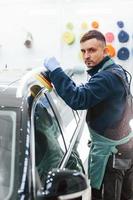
xmin=43 ymin=30 xmax=133 ymax=200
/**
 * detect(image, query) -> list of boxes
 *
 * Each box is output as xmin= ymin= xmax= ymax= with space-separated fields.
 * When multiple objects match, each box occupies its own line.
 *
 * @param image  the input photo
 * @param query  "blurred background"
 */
xmin=0 ymin=0 xmax=132 ymax=75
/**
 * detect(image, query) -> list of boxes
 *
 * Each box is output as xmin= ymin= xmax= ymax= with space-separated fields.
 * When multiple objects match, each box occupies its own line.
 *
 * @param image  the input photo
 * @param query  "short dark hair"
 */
xmin=80 ymin=30 xmax=106 ymax=45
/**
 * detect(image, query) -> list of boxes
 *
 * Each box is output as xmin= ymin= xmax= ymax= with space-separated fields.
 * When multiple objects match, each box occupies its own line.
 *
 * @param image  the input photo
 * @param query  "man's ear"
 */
xmin=104 ymin=46 xmax=109 ymax=55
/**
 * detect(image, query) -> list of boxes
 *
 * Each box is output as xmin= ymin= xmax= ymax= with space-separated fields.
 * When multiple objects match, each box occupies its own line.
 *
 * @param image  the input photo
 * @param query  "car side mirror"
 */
xmin=37 ymin=168 xmax=88 ymax=200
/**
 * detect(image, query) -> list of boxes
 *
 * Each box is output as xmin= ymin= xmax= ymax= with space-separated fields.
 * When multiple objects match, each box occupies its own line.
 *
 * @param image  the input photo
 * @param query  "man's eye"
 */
xmin=89 ymin=49 xmax=95 ymax=53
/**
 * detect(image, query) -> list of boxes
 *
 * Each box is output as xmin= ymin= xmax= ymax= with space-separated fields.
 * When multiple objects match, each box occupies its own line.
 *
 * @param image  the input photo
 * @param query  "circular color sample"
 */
xmin=66 ymin=22 xmax=74 ymax=30
xmin=81 ymin=22 xmax=88 ymax=30
xmin=106 ymin=44 xmax=116 ymax=57
xmin=91 ymin=21 xmax=99 ymax=29
xmin=105 ymin=32 xmax=115 ymax=43
xmin=62 ymin=31 xmax=75 ymax=45
xmin=118 ymin=30 xmax=129 ymax=43
xmin=117 ymin=21 xmax=124 ymax=28
xmin=117 ymin=47 xmax=130 ymax=60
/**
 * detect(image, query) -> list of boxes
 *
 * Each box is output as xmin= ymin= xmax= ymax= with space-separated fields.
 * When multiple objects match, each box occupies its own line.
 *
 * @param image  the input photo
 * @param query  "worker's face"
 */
xmin=80 ymin=38 xmax=107 ymax=68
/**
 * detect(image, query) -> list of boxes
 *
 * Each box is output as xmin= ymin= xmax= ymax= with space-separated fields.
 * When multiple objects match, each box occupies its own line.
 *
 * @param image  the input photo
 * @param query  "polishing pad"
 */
xmin=35 ymin=73 xmax=53 ymax=91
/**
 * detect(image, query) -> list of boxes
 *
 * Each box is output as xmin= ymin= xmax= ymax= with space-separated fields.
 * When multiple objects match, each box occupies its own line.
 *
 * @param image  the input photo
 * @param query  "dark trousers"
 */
xmin=91 ymin=156 xmax=133 ymax=200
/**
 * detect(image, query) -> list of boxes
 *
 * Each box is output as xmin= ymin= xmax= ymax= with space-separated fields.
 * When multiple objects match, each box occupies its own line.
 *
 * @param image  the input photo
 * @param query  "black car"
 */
xmin=0 ymin=68 xmax=90 ymax=200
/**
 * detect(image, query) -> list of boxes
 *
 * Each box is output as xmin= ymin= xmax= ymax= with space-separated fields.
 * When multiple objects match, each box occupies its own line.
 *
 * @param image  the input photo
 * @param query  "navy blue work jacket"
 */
xmin=48 ymin=56 xmax=128 ymax=136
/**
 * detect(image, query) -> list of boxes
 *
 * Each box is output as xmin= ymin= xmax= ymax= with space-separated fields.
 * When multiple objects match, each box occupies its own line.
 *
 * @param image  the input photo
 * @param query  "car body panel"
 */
xmin=0 ymin=68 xmax=90 ymax=200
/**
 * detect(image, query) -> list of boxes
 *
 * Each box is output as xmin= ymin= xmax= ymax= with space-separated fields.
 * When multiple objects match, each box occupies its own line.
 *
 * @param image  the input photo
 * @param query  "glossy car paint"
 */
xmin=0 ymin=68 xmax=90 ymax=200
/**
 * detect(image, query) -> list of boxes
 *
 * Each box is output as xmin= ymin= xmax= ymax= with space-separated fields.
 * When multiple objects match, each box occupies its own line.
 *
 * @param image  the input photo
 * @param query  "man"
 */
xmin=43 ymin=30 xmax=133 ymax=200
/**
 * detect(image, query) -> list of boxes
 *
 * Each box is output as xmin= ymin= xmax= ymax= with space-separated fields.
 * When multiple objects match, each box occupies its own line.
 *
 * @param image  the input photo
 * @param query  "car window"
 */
xmin=31 ymin=93 xmax=66 ymax=182
xmin=0 ymin=111 xmax=16 ymax=200
xmin=49 ymin=89 xmax=78 ymax=149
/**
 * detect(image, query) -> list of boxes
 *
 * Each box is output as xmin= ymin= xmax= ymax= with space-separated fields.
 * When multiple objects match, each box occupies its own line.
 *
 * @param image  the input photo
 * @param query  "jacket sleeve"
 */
xmin=49 ymin=68 xmax=123 ymax=110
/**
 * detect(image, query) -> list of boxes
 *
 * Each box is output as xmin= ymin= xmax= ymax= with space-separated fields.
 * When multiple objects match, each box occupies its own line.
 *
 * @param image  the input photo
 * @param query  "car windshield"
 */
xmin=0 ymin=111 xmax=16 ymax=200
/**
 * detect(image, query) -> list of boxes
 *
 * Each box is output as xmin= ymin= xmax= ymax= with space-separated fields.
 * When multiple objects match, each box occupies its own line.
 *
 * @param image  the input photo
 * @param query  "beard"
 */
xmin=85 ymin=60 xmax=95 ymax=68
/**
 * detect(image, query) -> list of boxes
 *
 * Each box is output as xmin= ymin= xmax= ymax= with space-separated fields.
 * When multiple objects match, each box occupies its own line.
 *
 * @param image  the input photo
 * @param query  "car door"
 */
xmin=29 ymin=83 xmax=89 ymax=199
xmin=46 ymin=88 xmax=88 ymax=173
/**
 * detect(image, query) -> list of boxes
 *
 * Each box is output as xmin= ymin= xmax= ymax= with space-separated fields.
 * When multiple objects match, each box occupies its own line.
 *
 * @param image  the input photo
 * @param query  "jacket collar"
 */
xmin=87 ymin=56 xmax=111 ymax=76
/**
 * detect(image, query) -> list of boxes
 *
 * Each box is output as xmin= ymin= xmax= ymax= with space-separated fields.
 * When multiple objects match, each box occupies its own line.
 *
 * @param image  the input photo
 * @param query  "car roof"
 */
xmin=0 ymin=67 xmax=86 ymax=108
xmin=0 ymin=68 xmax=46 ymax=108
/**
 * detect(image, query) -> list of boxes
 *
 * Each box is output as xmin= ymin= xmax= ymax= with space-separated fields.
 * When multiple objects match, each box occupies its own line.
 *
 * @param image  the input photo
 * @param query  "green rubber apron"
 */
xmin=88 ymin=128 xmax=133 ymax=189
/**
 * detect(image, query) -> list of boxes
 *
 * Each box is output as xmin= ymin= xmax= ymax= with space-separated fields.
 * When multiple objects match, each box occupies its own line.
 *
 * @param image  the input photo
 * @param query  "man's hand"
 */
xmin=44 ymin=57 xmax=61 ymax=72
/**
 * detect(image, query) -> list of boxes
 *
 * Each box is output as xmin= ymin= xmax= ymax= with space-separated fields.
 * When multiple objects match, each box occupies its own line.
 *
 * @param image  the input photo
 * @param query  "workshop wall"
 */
xmin=0 ymin=0 xmax=132 ymax=75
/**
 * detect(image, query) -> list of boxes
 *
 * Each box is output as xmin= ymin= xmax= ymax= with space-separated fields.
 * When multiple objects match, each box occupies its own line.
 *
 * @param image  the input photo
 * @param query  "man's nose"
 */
xmin=84 ymin=51 xmax=90 ymax=59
